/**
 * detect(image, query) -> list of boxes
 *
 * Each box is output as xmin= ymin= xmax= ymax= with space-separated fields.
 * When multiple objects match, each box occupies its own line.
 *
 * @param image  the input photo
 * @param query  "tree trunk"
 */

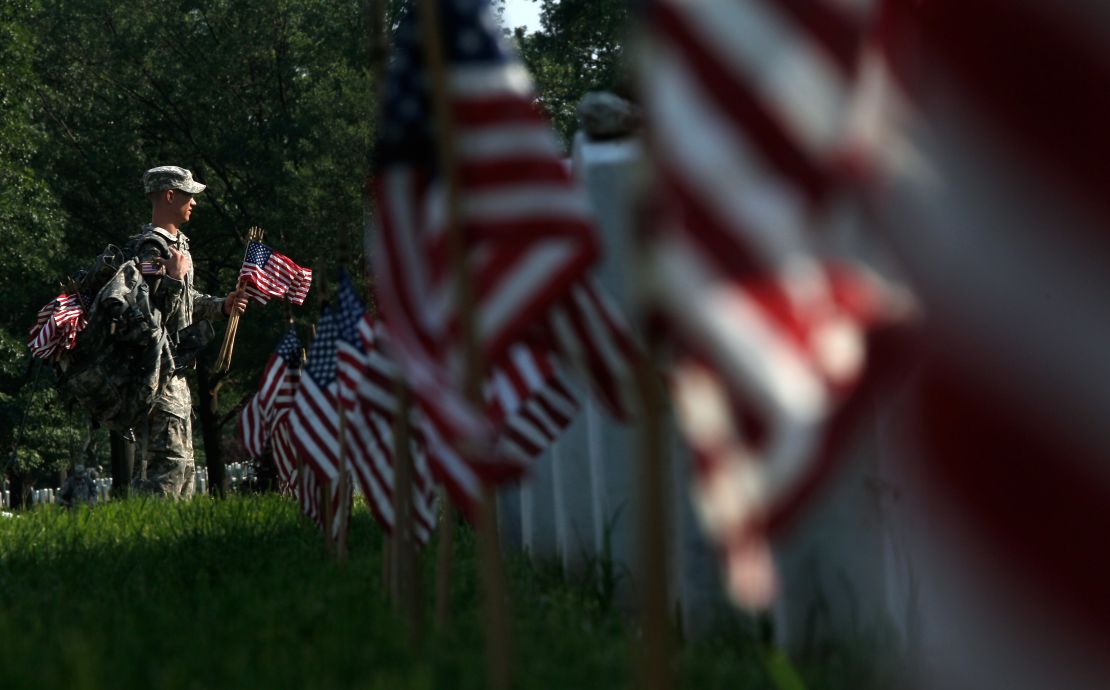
xmin=196 ymin=357 xmax=228 ymax=498
xmin=109 ymin=431 xmax=135 ymax=498
xmin=7 ymin=471 xmax=29 ymax=511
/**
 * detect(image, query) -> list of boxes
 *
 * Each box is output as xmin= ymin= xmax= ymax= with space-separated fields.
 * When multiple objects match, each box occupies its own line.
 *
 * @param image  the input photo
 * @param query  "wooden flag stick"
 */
xmin=392 ymin=379 xmax=423 ymax=644
xmin=636 ymin=349 xmax=672 ymax=690
xmin=363 ymin=0 xmax=398 ymax=602
xmin=215 ymin=226 xmax=263 ymax=373
xmin=417 ymin=0 xmax=513 ymax=686
xmin=335 ymin=227 xmax=354 ymax=562
xmin=633 ymin=193 xmax=673 ymax=690
xmin=321 ymin=478 xmax=335 ymax=555
xmin=416 ymin=0 xmax=464 ymax=633
xmin=336 ymin=402 xmax=351 ymax=561
xmin=434 ymin=493 xmax=457 ymax=626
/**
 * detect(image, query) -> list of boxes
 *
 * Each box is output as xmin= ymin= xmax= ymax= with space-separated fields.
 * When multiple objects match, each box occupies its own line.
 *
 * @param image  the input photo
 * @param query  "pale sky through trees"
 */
xmin=502 ymin=0 xmax=542 ymax=31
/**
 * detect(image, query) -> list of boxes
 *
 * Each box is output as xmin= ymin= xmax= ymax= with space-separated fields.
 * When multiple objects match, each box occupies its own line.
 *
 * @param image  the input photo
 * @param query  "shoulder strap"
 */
xmin=123 ymin=229 xmax=171 ymax=261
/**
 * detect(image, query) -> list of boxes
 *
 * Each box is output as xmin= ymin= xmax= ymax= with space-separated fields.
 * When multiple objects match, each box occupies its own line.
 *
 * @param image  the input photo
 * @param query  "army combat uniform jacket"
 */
xmin=132 ymin=224 xmax=226 ymax=498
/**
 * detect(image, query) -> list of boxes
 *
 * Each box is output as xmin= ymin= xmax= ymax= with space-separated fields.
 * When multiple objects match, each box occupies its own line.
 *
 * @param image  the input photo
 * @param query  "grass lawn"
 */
xmin=0 ymin=496 xmax=889 ymax=689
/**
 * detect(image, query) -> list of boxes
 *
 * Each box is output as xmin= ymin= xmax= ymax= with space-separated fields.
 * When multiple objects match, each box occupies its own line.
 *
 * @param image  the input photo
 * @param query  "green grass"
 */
xmin=0 ymin=497 xmax=885 ymax=689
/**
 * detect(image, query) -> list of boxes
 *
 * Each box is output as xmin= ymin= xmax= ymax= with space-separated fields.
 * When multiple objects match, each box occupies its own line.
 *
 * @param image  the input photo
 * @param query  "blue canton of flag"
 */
xmin=258 ymin=326 xmax=303 ymax=415
xmin=304 ymin=310 xmax=339 ymax=388
xmin=274 ymin=326 xmax=303 ymax=368
xmin=375 ymin=0 xmax=511 ymax=169
xmin=246 ymin=241 xmax=271 ymax=265
xmin=336 ymin=270 xmax=366 ymax=346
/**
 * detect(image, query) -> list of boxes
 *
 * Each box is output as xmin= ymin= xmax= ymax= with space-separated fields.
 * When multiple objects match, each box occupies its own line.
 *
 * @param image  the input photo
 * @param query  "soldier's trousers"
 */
xmin=135 ymin=374 xmax=196 ymax=499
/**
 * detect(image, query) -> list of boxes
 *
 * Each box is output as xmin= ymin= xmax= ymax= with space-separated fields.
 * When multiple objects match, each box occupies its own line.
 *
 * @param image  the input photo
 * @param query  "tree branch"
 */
xmin=218 ymin=390 xmax=254 ymax=430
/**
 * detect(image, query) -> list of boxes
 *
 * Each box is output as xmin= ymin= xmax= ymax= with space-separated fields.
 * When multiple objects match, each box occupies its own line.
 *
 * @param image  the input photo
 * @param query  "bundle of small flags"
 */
xmin=28 ymin=293 xmax=87 ymax=360
xmin=238 ymin=241 xmax=312 ymax=306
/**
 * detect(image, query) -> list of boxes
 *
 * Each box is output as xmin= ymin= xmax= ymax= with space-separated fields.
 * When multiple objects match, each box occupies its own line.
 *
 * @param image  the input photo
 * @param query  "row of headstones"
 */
xmin=0 ymin=461 xmax=259 ymax=509
xmin=492 ymin=132 xmax=737 ymax=639
xmin=495 ymin=127 xmax=903 ymax=649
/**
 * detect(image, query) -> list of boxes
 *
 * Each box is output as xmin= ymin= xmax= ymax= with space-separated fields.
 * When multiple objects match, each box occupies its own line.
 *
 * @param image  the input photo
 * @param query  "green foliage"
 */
xmin=2 ymin=0 xmax=377 ymax=485
xmin=514 ymin=0 xmax=632 ymax=147
xmin=0 ymin=2 xmax=73 ymax=481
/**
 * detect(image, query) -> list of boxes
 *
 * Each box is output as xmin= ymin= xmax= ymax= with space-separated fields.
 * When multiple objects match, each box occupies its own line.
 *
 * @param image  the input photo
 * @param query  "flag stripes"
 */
xmin=239 ymin=395 xmax=266 ymax=459
xmin=640 ymin=0 xmax=893 ymax=608
xmin=289 ymin=309 xmax=342 ymax=483
xmin=372 ymin=0 xmax=598 ymax=390
xmin=28 ymin=293 xmax=87 ymax=360
xmin=239 ymin=328 xmax=303 ymax=493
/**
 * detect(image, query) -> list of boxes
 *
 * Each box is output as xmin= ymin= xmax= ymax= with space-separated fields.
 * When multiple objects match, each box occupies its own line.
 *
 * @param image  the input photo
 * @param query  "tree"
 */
xmin=514 ymin=0 xmax=632 ymax=147
xmin=3 ymin=0 xmax=379 ymax=497
xmin=0 ymin=1 xmax=85 ymax=505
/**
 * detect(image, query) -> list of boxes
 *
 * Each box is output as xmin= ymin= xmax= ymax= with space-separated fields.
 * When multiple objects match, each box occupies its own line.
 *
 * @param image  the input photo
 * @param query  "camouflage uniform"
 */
xmin=132 ymin=167 xmax=226 ymax=499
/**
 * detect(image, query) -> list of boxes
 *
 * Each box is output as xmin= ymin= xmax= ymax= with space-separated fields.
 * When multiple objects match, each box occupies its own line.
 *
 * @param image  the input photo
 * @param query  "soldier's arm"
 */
xmin=192 ymin=289 xmax=229 ymax=322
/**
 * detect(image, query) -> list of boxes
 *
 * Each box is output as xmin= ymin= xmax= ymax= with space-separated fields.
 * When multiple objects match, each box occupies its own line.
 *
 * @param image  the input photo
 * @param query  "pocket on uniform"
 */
xmin=152 ymin=374 xmax=191 ymax=418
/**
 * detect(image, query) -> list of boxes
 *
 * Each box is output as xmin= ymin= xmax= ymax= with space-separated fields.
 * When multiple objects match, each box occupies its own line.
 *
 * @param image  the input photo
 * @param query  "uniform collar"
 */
xmin=143 ymin=224 xmax=189 ymax=246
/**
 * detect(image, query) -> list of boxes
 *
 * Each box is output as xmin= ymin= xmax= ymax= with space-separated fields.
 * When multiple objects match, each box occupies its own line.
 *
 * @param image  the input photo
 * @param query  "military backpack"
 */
xmin=55 ymin=232 xmax=180 ymax=435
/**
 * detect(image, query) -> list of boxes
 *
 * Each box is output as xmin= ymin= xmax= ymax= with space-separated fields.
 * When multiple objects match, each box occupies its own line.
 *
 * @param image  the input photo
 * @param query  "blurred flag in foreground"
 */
xmin=371 ymin=0 xmax=638 ymax=514
xmin=639 ymin=0 xmax=907 ymax=609
xmin=870 ymin=1 xmax=1110 ymax=687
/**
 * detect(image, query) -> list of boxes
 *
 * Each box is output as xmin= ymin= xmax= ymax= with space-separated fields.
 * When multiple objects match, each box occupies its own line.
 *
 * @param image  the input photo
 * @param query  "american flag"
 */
xmin=867 ymin=2 xmax=1110 ymax=683
xmin=372 ymin=0 xmax=599 ymax=394
xmin=258 ymin=327 xmax=303 ymax=417
xmin=239 ymin=240 xmax=313 ymax=306
xmin=28 ymin=293 xmax=87 ymax=360
xmin=297 ymin=456 xmax=344 ymax=537
xmin=639 ymin=0 xmax=900 ymax=608
xmin=239 ymin=394 xmax=267 ymax=459
xmin=288 ymin=307 xmax=342 ymax=484
xmin=241 ymin=327 xmax=303 ymax=489
xmin=485 ymin=342 xmax=578 ymax=466
xmin=271 ymin=412 xmax=301 ymax=495
xmin=336 ymin=274 xmax=439 ymax=544
xmin=371 ymin=0 xmax=639 ymax=509
xmin=524 ymin=279 xmax=639 ymax=421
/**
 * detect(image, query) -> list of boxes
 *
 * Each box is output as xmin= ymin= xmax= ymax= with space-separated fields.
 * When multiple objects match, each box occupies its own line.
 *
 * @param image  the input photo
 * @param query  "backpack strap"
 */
xmin=124 ymin=229 xmax=172 ymax=263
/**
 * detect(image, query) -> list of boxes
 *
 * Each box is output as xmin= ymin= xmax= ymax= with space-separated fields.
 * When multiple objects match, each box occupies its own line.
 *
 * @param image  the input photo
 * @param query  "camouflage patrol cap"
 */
xmin=142 ymin=166 xmax=206 ymax=195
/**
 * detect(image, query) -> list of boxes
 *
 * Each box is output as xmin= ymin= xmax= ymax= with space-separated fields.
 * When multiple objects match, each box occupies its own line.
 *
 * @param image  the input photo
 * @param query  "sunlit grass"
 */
xmin=0 ymin=496 xmax=886 ymax=689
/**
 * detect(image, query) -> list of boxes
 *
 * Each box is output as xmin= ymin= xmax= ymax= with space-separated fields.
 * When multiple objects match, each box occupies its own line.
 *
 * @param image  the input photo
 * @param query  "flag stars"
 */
xmin=457 ymin=28 xmax=482 ymax=55
xmin=305 ymin=309 xmax=339 ymax=385
xmin=336 ymin=271 xmax=366 ymax=345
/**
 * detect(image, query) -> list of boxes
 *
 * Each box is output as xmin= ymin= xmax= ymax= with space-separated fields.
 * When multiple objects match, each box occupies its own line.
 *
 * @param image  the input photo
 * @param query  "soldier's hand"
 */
xmin=223 ymin=288 xmax=249 ymax=317
xmin=160 ymin=247 xmax=191 ymax=280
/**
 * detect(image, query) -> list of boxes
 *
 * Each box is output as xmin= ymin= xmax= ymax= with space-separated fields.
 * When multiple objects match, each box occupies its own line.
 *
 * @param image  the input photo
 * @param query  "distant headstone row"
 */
xmin=0 ymin=461 xmax=261 ymax=509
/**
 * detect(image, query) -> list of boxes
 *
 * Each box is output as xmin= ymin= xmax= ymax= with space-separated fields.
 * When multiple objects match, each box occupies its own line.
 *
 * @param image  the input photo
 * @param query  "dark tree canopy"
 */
xmin=2 ymin=0 xmax=377 ymax=488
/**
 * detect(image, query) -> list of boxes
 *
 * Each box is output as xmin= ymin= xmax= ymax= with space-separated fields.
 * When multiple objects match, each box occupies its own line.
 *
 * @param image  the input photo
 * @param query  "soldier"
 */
xmin=59 ymin=464 xmax=97 ymax=509
xmin=131 ymin=166 xmax=249 ymax=499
